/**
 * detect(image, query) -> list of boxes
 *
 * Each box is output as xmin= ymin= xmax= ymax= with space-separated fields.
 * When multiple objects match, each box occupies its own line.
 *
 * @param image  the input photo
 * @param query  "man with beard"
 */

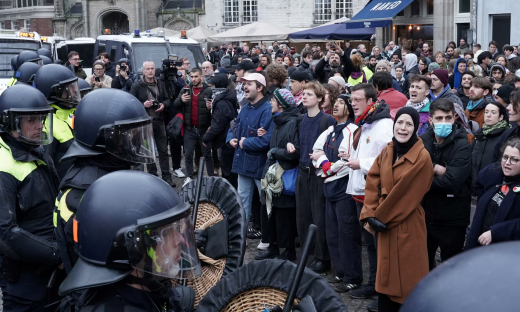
xmin=390 ymin=52 xmax=403 ymax=78
xmin=455 ymin=70 xmax=475 ymax=109
xmin=387 ymin=41 xmax=400 ymax=58
xmin=226 ymin=73 xmax=273 ymax=224
xmin=420 ymin=42 xmax=433 ymax=59
xmin=258 ymin=54 xmax=272 ymax=71
xmin=315 ymin=44 xmax=347 ymax=83
xmin=233 ymin=60 xmax=256 ymax=106
xmin=366 ymin=56 xmax=378 ymax=74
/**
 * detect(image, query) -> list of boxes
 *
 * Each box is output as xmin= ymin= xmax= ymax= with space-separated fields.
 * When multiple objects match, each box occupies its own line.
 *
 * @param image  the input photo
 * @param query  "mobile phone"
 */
xmin=184 ymin=87 xmax=191 ymax=95
xmin=95 ymin=77 xmax=100 ymax=82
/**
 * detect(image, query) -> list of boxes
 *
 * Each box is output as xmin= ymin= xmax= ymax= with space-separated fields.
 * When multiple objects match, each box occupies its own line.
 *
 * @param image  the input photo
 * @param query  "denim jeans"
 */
xmin=184 ymin=127 xmax=214 ymax=177
xmin=237 ymin=174 xmax=262 ymax=224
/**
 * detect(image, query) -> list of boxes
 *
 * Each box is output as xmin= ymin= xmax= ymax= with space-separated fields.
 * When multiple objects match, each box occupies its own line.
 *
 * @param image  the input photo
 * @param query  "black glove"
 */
xmin=194 ymin=229 xmax=208 ymax=253
xmin=367 ymin=217 xmax=388 ymax=233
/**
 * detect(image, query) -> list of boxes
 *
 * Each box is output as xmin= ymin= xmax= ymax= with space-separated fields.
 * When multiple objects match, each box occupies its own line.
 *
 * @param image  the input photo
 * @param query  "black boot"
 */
xmin=307 ymin=259 xmax=331 ymax=274
xmin=276 ymin=248 xmax=296 ymax=261
xmin=254 ymin=245 xmax=280 ymax=260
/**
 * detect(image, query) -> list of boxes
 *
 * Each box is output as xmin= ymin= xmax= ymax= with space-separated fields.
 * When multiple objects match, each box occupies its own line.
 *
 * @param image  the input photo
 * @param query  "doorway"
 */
xmin=491 ymin=14 xmax=511 ymax=49
xmin=102 ymin=11 xmax=129 ymax=35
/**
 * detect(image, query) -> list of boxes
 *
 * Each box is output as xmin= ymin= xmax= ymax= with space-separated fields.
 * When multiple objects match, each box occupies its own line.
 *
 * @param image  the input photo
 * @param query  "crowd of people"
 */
xmin=2 ymin=36 xmax=520 ymax=312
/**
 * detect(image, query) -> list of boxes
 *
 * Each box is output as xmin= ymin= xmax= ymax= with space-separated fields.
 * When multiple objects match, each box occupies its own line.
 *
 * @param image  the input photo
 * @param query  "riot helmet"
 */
xmin=16 ymin=51 xmax=43 ymax=68
xmin=0 ymin=85 xmax=53 ymax=145
xmin=61 ymin=89 xmax=155 ymax=164
xmin=401 ymin=242 xmax=520 ymax=312
xmin=33 ymin=64 xmax=81 ymax=107
xmin=40 ymin=55 xmax=53 ymax=65
xmin=59 ymin=171 xmax=201 ymax=295
xmin=37 ymin=48 xmax=52 ymax=60
xmin=10 ymin=56 xmax=18 ymax=72
xmin=14 ymin=62 xmax=41 ymax=85
xmin=77 ymin=78 xmax=92 ymax=97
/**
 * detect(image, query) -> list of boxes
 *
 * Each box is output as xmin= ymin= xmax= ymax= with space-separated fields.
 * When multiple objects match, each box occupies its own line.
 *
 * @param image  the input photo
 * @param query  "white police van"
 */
xmin=40 ymin=35 xmax=66 ymax=57
xmin=0 ymin=30 xmax=42 ymax=94
xmin=94 ymin=29 xmax=205 ymax=76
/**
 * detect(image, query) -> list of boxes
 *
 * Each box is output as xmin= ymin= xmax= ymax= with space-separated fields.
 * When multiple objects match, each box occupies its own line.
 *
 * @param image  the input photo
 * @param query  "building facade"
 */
xmin=0 ymin=0 xmax=54 ymax=35
xmin=476 ymin=0 xmax=517 ymax=51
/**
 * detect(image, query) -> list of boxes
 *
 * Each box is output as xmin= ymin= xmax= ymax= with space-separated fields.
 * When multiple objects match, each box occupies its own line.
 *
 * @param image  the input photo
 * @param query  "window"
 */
xmin=224 ymin=0 xmax=239 ymax=25
xmin=243 ymin=0 xmax=258 ymax=24
xmin=459 ymin=0 xmax=470 ymax=13
xmin=427 ymin=0 xmax=434 ymax=15
xmin=314 ymin=0 xmax=332 ymax=23
xmin=15 ymin=0 xmax=38 ymax=7
xmin=12 ymin=20 xmax=17 ymax=30
xmin=24 ymin=19 xmax=30 ymax=30
xmin=335 ymin=0 xmax=352 ymax=18
xmin=0 ymin=22 xmax=4 ymax=29
xmin=411 ymin=0 xmax=420 ymax=16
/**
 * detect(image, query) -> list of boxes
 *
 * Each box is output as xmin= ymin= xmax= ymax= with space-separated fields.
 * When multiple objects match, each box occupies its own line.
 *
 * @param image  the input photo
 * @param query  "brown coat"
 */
xmin=360 ymin=138 xmax=433 ymax=304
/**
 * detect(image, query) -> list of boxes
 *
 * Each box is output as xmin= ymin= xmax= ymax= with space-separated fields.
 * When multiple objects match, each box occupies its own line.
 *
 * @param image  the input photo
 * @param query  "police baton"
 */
xmin=182 ymin=156 xmax=205 ymax=286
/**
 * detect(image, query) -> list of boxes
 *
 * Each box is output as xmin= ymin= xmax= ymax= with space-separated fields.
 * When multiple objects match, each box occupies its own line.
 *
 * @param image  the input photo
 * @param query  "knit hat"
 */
xmin=273 ymin=88 xmax=296 ymax=110
xmin=432 ymin=69 xmax=449 ymax=87
xmin=328 ymin=76 xmax=346 ymax=88
xmin=337 ymin=93 xmax=355 ymax=119
xmin=496 ymin=83 xmax=516 ymax=104
xmin=289 ymin=70 xmax=308 ymax=82
xmin=428 ymin=62 xmax=440 ymax=72
xmin=93 ymin=60 xmax=105 ymax=68
xmin=376 ymin=60 xmax=390 ymax=72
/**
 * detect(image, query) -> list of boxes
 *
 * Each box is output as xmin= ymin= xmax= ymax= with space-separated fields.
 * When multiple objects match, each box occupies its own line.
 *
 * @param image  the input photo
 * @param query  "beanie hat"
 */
xmin=496 ymin=83 xmax=515 ymax=104
xmin=328 ymin=76 xmax=346 ymax=87
xmin=376 ymin=60 xmax=390 ymax=71
xmin=274 ymin=88 xmax=296 ymax=110
xmin=428 ymin=62 xmax=440 ymax=72
xmin=289 ymin=70 xmax=308 ymax=82
xmin=432 ymin=69 xmax=449 ymax=87
xmin=337 ymin=93 xmax=355 ymax=119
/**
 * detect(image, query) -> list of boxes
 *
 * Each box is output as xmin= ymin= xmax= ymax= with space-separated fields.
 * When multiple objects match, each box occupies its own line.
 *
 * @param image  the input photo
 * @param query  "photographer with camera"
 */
xmin=174 ymin=68 xmax=215 ymax=186
xmin=315 ymin=42 xmax=349 ymax=84
xmin=130 ymin=60 xmax=174 ymax=186
xmin=111 ymin=57 xmax=137 ymax=92
xmin=87 ymin=60 xmax=112 ymax=89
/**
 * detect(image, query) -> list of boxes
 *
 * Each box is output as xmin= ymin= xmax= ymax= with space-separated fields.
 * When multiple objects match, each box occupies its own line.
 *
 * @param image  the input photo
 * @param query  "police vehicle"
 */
xmin=55 ymin=38 xmax=96 ymax=76
xmin=40 ymin=35 xmax=66 ymax=58
xmin=94 ymin=29 xmax=205 ymax=76
xmin=0 ymin=30 xmax=42 ymax=94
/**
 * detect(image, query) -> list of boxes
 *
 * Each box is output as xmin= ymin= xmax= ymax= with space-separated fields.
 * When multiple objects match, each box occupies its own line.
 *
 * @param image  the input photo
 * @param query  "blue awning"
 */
xmin=345 ymin=0 xmax=414 ymax=29
xmin=289 ymin=24 xmax=375 ymax=41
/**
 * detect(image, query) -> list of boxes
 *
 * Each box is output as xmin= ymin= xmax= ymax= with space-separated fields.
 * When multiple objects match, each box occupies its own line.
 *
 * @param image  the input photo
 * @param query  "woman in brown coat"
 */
xmin=360 ymin=107 xmax=434 ymax=311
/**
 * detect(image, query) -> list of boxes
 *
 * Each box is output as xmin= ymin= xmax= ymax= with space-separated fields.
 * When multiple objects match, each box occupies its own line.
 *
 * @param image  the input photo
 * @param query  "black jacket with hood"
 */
xmin=456 ymin=86 xmax=470 ymax=109
xmin=420 ymin=123 xmax=472 ymax=226
xmin=203 ymin=88 xmax=238 ymax=149
xmin=471 ymin=125 xmax=509 ymax=183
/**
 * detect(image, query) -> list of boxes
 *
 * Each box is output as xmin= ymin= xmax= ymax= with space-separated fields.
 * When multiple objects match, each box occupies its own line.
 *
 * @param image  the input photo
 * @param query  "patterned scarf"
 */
xmin=293 ymin=90 xmax=303 ymax=105
xmin=405 ymin=98 xmax=430 ymax=112
xmin=482 ymin=120 xmax=511 ymax=135
xmin=353 ymin=100 xmax=382 ymax=149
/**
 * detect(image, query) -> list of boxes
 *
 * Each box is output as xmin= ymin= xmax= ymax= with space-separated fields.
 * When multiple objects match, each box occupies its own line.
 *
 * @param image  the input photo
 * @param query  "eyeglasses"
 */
xmin=419 ymin=63 xmax=426 ymax=66
xmin=94 ymin=68 xmax=104 ymax=71
xmin=502 ymin=155 xmax=520 ymax=165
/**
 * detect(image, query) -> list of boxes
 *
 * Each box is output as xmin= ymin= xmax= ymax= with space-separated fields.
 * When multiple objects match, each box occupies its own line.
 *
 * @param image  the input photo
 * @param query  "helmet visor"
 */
xmin=5 ymin=111 xmax=54 ymax=145
xmin=28 ymin=58 xmax=43 ymax=66
xmin=51 ymin=79 xmax=81 ymax=106
xmin=104 ymin=119 xmax=156 ymax=164
xmin=125 ymin=214 xmax=201 ymax=280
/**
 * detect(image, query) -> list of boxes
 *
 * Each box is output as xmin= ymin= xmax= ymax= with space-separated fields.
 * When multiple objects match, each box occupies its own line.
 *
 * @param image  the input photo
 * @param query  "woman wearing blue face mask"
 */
xmin=419 ymin=98 xmax=473 ymax=270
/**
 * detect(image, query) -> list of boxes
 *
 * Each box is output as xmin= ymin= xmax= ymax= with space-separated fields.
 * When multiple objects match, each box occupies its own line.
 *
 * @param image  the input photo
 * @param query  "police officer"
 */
xmin=0 ymin=85 xmax=61 ymax=311
xmin=7 ymin=51 xmax=42 ymax=87
xmin=77 ymin=77 xmax=92 ymax=97
xmin=58 ymin=171 xmax=200 ymax=311
xmin=7 ymin=56 xmax=18 ymax=87
xmin=54 ymin=88 xmax=157 ymax=275
xmin=37 ymin=48 xmax=52 ymax=61
xmin=13 ymin=62 xmax=41 ymax=86
xmin=33 ymin=64 xmax=81 ymax=179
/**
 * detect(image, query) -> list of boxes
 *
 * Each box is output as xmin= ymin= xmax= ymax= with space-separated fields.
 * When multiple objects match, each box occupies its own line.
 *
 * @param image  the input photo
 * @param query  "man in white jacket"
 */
xmin=345 ymin=84 xmax=393 ymax=308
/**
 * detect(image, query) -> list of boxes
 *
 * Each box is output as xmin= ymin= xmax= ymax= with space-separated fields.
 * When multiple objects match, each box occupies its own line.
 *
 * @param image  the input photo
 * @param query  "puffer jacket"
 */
xmin=203 ymin=88 xmax=238 ymax=149
xmin=173 ymin=83 xmax=212 ymax=130
xmin=471 ymin=126 xmax=509 ymax=183
xmin=420 ymin=123 xmax=472 ymax=226
xmin=262 ymin=107 xmax=301 ymax=208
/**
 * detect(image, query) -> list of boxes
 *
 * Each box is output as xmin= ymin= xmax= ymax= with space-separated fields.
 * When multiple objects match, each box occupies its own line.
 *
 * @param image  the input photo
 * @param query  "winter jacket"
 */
xmin=377 ymin=88 xmax=407 ymax=117
xmin=86 ymin=74 xmax=112 ymax=90
xmin=261 ymin=107 xmax=301 ymax=208
xmin=0 ymin=135 xmax=60 ymax=301
xmin=420 ymin=123 xmax=472 ymax=226
xmin=361 ymin=139 xmax=433 ymax=303
xmin=130 ymin=77 xmax=171 ymax=120
xmin=202 ymin=88 xmax=238 ymax=149
xmin=69 ymin=64 xmax=86 ymax=80
xmin=492 ymin=125 xmax=520 ymax=162
xmin=226 ymin=96 xmax=274 ymax=179
xmin=429 ymin=87 xmax=463 ymax=107
xmin=466 ymin=163 xmax=520 ymax=250
xmin=111 ymin=72 xmax=138 ymax=92
xmin=459 ymin=44 xmax=470 ymax=54
xmin=297 ymin=61 xmax=316 ymax=81
xmin=346 ymin=103 xmax=394 ymax=196
xmin=173 ymin=83 xmax=212 ymax=130
xmin=456 ymin=86 xmax=470 ymax=109
xmin=464 ymin=97 xmax=490 ymax=130
xmin=471 ymin=126 xmax=509 ymax=183
xmin=104 ymin=62 xmax=116 ymax=78
xmin=312 ymin=122 xmax=358 ymax=182
xmin=314 ymin=52 xmax=350 ymax=83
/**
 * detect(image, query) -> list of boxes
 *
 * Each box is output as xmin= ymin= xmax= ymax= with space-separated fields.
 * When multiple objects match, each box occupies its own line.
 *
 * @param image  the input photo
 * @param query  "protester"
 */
xmin=311 ymin=94 xmax=359 ymax=291
xmin=493 ymin=89 xmax=520 ymax=161
xmin=256 ymin=88 xmax=300 ymax=261
xmin=420 ymin=98 xmax=472 ymax=270
xmin=465 ymin=77 xmax=493 ymax=131
xmin=418 ymin=56 xmax=429 ymax=75
xmin=434 ymin=51 xmax=448 ymax=70
xmin=373 ymin=71 xmax=407 ymax=117
xmin=265 ymin=63 xmax=288 ymax=99
xmin=475 ymin=51 xmax=493 ymax=77
xmin=455 ymin=70 xmax=475 ymax=109
xmin=361 ymin=107 xmax=433 ymax=310
xmin=346 ymin=84 xmax=393 ymax=309
xmin=289 ymin=70 xmax=309 ymax=113
xmin=322 ymin=83 xmax=340 ymax=114
xmin=111 ymin=57 xmax=137 ymax=92
xmin=466 ymin=138 xmax=520 ymax=249
xmin=87 ymin=60 xmax=112 ymax=89
xmin=67 ymin=51 xmax=87 ymax=79
xmin=494 ymin=83 xmax=515 ymax=106
xmin=293 ymin=81 xmax=336 ymax=274
xmin=389 ymin=52 xmax=403 ymax=78
xmin=394 ymin=65 xmax=405 ymax=89
xmin=489 ymin=40 xmax=499 ymax=59
xmin=471 ymin=102 xmax=511 ymax=182
xmin=402 ymin=53 xmax=420 ymax=97
xmin=490 ymin=63 xmax=507 ymax=84
xmin=315 ymin=44 xmax=347 ymax=83
xmin=459 ymin=38 xmax=470 ymax=54
xmin=328 ymin=75 xmax=347 ymax=94
xmin=348 ymin=54 xmax=373 ymax=86
xmin=405 ymin=75 xmax=432 ymax=135
xmin=429 ymin=69 xmax=464 ymax=107
xmin=449 ymin=58 xmax=468 ymax=91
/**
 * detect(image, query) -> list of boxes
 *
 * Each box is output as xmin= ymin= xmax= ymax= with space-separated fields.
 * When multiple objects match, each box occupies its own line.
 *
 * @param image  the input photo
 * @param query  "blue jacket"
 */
xmin=466 ymin=163 xmax=520 ymax=250
xmin=226 ymin=96 xmax=274 ymax=179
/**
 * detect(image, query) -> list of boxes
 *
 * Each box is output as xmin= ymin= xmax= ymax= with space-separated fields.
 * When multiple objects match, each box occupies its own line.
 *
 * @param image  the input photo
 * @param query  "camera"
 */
xmin=161 ymin=54 xmax=182 ymax=81
xmin=152 ymin=100 xmax=160 ymax=109
xmin=95 ymin=77 xmax=100 ymax=82
xmin=120 ymin=64 xmax=127 ymax=71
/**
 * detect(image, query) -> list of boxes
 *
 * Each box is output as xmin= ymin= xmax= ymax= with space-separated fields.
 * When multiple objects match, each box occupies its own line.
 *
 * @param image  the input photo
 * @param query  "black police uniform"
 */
xmin=54 ymin=89 xmax=154 ymax=274
xmin=34 ymin=64 xmax=82 ymax=180
xmin=58 ymin=171 xmax=198 ymax=312
xmin=0 ymin=85 xmax=61 ymax=311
